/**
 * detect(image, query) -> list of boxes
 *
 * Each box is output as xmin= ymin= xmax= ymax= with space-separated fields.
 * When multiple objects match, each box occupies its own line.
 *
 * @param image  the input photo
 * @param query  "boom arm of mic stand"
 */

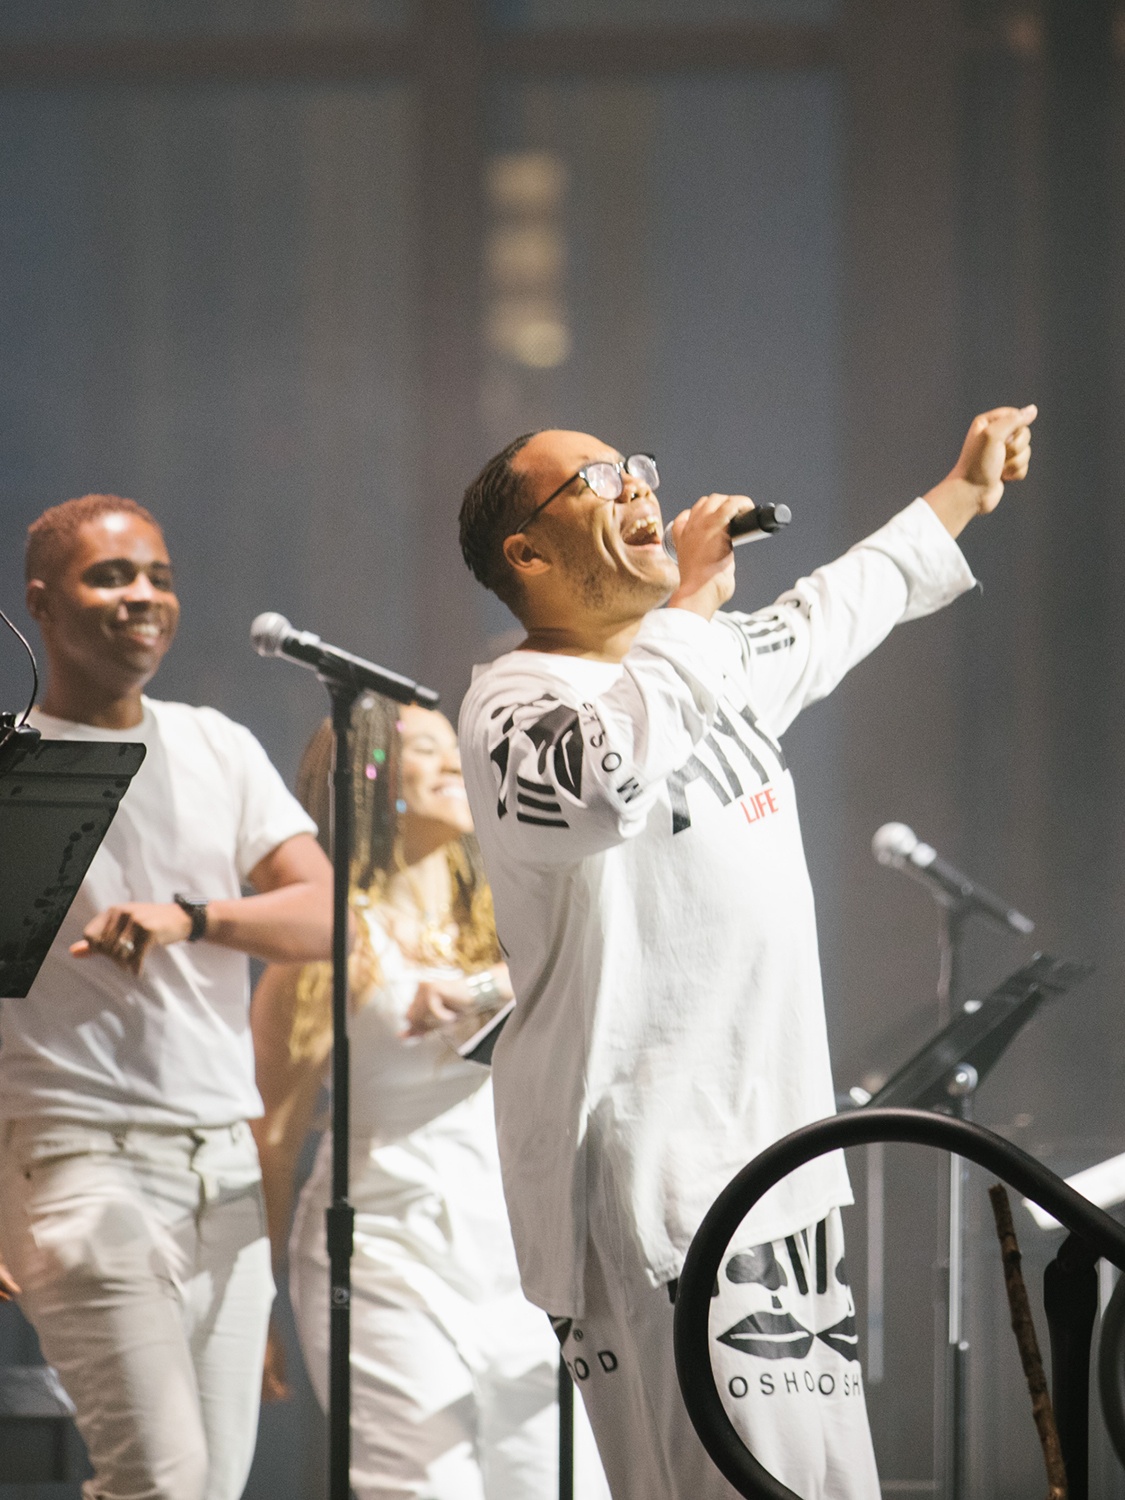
xmin=314 ymin=655 xmax=438 ymax=709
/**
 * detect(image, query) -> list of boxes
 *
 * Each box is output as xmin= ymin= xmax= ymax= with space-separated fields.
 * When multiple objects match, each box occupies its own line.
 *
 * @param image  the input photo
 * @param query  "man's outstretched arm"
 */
xmin=718 ymin=403 xmax=1037 ymax=736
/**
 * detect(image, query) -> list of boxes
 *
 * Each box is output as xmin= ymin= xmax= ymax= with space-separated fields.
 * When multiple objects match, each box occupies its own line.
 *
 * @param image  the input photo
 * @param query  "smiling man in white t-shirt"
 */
xmin=0 ymin=494 xmax=333 ymax=1500
xmin=456 ymin=409 xmax=1035 ymax=1500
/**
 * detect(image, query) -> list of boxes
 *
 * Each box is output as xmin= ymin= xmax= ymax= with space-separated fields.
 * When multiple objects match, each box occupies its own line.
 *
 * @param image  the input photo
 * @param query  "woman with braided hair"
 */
xmin=252 ymin=696 xmax=605 ymax=1500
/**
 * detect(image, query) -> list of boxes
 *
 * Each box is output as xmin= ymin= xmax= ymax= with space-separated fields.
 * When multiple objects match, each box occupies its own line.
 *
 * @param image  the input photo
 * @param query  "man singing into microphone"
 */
xmin=456 ymin=408 xmax=1035 ymax=1499
xmin=0 ymin=494 xmax=333 ymax=1500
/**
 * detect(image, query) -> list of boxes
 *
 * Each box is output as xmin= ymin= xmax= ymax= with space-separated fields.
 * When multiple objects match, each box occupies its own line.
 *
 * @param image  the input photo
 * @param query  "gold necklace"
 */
xmin=390 ymin=846 xmax=457 ymax=965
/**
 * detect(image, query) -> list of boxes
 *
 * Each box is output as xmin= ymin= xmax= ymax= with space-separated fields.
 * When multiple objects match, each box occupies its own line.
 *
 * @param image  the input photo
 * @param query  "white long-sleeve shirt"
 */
xmin=459 ymin=498 xmax=976 ymax=1317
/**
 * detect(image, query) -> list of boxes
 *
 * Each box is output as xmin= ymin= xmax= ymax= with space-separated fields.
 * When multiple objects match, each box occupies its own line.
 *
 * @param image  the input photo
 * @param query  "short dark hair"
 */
xmin=458 ymin=432 xmax=540 ymax=611
xmin=26 ymin=494 xmax=162 ymax=584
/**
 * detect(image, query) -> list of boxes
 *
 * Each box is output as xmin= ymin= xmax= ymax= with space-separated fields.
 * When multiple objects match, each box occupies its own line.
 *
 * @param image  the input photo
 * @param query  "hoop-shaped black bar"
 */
xmin=672 ymin=1107 xmax=1125 ymax=1500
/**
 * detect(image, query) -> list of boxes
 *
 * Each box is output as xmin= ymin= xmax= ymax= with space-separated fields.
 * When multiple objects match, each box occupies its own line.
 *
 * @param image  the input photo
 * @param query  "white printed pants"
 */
xmin=0 ymin=1119 xmax=274 ymax=1500
xmin=291 ymin=1208 xmax=609 ymax=1500
xmin=555 ymin=1208 xmax=880 ymax=1500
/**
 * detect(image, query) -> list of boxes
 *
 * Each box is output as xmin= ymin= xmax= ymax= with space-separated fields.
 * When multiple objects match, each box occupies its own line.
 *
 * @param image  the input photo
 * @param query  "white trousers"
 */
xmin=556 ymin=1209 xmax=880 ymax=1500
xmin=0 ymin=1118 xmax=274 ymax=1500
xmin=291 ymin=1214 xmax=609 ymax=1500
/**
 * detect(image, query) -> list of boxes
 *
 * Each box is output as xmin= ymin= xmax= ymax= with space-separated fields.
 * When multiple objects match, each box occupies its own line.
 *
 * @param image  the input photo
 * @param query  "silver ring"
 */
xmin=117 ymin=937 xmax=135 ymax=957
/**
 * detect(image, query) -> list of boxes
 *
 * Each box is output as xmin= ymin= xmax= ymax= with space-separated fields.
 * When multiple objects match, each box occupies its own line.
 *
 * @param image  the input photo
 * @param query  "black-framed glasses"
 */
xmin=516 ymin=453 xmax=660 ymax=533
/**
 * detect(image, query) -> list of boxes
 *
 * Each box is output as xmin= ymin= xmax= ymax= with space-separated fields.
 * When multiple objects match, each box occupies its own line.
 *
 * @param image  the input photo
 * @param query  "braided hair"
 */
xmin=295 ymin=691 xmax=401 ymax=892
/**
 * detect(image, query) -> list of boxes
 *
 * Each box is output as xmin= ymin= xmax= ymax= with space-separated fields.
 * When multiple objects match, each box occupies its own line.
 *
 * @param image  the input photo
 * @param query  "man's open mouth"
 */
xmin=622 ymin=516 xmax=662 ymax=547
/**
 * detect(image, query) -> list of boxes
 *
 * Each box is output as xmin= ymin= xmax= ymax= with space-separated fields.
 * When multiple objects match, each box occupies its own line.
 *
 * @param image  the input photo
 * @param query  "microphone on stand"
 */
xmin=250 ymin=612 xmax=439 ymax=708
xmin=872 ymin=822 xmax=1034 ymax=935
xmin=662 ymin=502 xmax=791 ymax=560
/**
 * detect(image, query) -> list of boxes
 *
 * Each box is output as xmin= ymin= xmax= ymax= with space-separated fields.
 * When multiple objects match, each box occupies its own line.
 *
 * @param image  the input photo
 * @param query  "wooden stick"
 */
xmin=988 ymin=1182 xmax=1068 ymax=1500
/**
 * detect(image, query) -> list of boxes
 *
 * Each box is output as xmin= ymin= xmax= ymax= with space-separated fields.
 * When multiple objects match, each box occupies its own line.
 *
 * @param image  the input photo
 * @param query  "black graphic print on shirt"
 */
xmin=488 ymin=695 xmax=580 ymax=828
xmin=728 ymin=612 xmax=798 ymax=661
xmin=486 ymin=679 xmax=789 ymax=840
xmin=715 ymin=1221 xmax=859 ymax=1365
xmin=666 ymin=700 xmax=786 ymax=835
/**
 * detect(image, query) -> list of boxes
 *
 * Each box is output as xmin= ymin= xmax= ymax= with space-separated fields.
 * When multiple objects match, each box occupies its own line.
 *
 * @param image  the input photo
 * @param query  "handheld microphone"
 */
xmin=872 ymin=822 xmax=1034 ymax=935
xmin=662 ymin=502 xmax=791 ymax=561
xmin=250 ymin=613 xmax=439 ymax=708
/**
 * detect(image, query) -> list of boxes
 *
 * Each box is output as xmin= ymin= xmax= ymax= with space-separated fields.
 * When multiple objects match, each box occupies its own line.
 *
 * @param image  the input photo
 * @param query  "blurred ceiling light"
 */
xmin=486 ymin=151 xmax=568 ymax=215
xmin=484 ymin=149 xmax=570 ymax=371
xmin=487 ymin=298 xmax=571 ymax=369
xmin=1003 ymin=12 xmax=1042 ymax=58
xmin=487 ymin=224 xmax=566 ymax=288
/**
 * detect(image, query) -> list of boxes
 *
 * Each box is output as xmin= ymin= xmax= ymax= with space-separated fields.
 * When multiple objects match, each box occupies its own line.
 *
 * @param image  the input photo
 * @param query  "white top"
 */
xmin=297 ymin=914 xmax=523 ymax=1304
xmin=459 ymin=499 xmax=976 ymax=1316
xmin=1023 ymin=1151 xmax=1125 ymax=1232
xmin=0 ymin=698 xmax=315 ymax=1127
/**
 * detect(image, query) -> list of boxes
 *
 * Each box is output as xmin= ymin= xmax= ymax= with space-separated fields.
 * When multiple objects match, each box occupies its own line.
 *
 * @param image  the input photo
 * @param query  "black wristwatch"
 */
xmin=173 ymin=893 xmax=210 ymax=943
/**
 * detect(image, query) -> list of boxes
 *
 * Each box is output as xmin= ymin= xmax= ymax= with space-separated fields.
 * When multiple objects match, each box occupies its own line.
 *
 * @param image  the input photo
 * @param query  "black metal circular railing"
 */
xmin=672 ymin=1107 xmax=1125 ymax=1500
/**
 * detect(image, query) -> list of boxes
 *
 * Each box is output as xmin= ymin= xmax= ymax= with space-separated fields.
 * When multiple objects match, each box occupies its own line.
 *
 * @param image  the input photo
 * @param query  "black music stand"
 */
xmin=864 ymin=952 xmax=1094 ymax=1500
xmin=867 ymin=953 xmax=1092 ymax=1111
xmin=0 ymin=730 xmax=146 ymax=998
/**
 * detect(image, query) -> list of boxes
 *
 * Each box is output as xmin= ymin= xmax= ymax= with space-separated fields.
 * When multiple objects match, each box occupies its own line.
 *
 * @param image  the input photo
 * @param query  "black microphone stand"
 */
xmin=325 ymin=677 xmax=357 ymax=1500
xmin=862 ymin=951 xmax=1099 ymax=1500
xmin=936 ymin=900 xmax=971 ymax=1500
xmin=871 ymin=840 xmax=1035 ymax=1500
xmin=312 ymin=662 xmax=438 ymax=1500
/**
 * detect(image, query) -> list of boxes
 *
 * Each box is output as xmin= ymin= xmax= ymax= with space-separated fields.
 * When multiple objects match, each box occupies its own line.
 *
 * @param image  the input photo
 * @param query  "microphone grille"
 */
xmin=250 ymin=612 xmax=292 ymax=658
xmin=872 ymin=821 xmax=918 ymax=867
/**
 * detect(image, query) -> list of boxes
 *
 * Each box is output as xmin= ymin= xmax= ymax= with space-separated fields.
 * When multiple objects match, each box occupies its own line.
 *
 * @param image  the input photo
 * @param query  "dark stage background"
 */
xmin=1 ymin=2 xmax=1124 ymax=1496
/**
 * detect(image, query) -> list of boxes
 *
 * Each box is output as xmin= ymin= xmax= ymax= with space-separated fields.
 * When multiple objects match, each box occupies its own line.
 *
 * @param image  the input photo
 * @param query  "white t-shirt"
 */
xmin=298 ymin=912 xmax=524 ymax=1305
xmin=459 ymin=499 xmax=976 ymax=1317
xmin=0 ymin=697 xmax=316 ymax=1127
